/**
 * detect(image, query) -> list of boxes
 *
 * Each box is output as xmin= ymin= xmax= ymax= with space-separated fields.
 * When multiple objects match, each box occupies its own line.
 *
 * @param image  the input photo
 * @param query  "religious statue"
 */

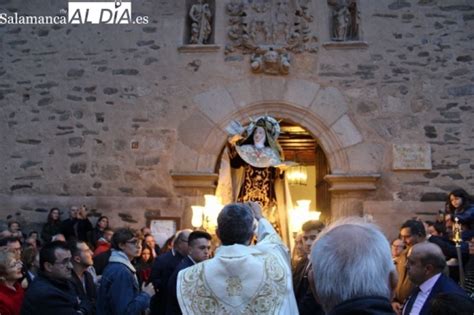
xmin=189 ymin=0 xmax=212 ymax=45
xmin=332 ymin=3 xmax=350 ymax=41
xmin=328 ymin=0 xmax=359 ymax=41
xmin=216 ymin=116 xmax=294 ymax=236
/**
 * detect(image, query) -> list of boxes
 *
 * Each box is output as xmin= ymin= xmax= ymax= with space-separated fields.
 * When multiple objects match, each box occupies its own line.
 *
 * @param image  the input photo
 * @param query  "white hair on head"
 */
xmin=311 ymin=216 xmax=394 ymax=313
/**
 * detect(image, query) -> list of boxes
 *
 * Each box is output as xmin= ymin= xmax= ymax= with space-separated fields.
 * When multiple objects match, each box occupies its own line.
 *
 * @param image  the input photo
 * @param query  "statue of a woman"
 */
xmin=217 ymin=116 xmax=293 ymax=237
xmin=329 ymin=0 xmax=359 ymax=41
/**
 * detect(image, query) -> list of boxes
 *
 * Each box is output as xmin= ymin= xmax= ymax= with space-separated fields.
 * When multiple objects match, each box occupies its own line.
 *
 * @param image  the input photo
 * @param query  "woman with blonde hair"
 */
xmin=0 ymin=249 xmax=25 ymax=315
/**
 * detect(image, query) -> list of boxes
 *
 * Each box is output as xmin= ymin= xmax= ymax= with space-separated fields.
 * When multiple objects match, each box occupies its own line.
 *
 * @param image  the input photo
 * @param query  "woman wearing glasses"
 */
xmin=0 ymin=249 xmax=25 ymax=315
xmin=97 ymin=228 xmax=156 ymax=315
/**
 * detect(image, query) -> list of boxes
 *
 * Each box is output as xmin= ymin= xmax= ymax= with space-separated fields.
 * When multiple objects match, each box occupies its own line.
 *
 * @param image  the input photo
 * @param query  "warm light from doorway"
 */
xmin=191 ymin=195 xmax=223 ymax=233
xmin=191 ymin=206 xmax=204 ymax=228
xmin=287 ymin=165 xmax=308 ymax=185
xmin=290 ymin=199 xmax=322 ymax=234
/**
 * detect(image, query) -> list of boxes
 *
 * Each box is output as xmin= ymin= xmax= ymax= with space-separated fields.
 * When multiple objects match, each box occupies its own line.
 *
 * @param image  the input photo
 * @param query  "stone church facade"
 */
xmin=0 ymin=0 xmax=472 ymax=239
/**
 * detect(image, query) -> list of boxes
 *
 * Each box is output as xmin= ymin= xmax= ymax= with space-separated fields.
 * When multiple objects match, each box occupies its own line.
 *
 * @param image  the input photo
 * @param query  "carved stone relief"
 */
xmin=327 ymin=0 xmax=359 ymax=41
xmin=188 ymin=0 xmax=213 ymax=44
xmin=225 ymin=0 xmax=318 ymax=75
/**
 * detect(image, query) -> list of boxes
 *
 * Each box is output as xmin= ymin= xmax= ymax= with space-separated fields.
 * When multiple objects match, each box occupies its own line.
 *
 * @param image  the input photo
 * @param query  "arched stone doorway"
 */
xmin=171 ymin=78 xmax=380 ymax=237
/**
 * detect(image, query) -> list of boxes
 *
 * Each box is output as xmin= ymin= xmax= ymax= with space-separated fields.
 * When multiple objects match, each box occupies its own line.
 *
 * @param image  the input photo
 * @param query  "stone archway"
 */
xmin=172 ymin=77 xmax=380 ymax=223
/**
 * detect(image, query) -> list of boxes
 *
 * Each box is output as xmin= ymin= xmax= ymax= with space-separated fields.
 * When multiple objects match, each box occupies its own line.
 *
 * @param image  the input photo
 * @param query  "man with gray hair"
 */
xmin=176 ymin=202 xmax=298 ymax=314
xmin=311 ymin=217 xmax=397 ymax=315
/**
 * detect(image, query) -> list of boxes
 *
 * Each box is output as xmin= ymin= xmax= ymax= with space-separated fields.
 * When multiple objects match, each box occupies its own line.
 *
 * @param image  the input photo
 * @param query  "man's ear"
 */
xmin=44 ymin=262 xmax=54 ymax=273
xmin=118 ymin=242 xmax=126 ymax=252
xmin=73 ymin=255 xmax=81 ymax=264
xmin=425 ymin=263 xmax=435 ymax=274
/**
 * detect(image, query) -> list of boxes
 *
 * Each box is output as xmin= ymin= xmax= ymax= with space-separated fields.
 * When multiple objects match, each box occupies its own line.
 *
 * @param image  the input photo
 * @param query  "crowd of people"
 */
xmin=1 ymin=189 xmax=474 ymax=314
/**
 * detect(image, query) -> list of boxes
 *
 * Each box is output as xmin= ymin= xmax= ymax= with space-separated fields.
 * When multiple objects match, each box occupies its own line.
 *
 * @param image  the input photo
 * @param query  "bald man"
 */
xmin=402 ymin=242 xmax=468 ymax=315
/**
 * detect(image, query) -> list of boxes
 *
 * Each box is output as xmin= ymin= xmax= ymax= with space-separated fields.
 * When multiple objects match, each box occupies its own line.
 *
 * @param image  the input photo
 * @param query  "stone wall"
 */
xmin=0 ymin=0 xmax=472 ymax=239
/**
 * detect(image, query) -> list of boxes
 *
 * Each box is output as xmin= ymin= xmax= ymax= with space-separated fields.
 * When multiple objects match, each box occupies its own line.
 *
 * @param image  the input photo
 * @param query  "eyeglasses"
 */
xmin=8 ymin=260 xmax=23 ymax=269
xmin=391 ymin=245 xmax=405 ymax=249
xmin=126 ymin=239 xmax=141 ymax=246
xmin=54 ymin=258 xmax=72 ymax=266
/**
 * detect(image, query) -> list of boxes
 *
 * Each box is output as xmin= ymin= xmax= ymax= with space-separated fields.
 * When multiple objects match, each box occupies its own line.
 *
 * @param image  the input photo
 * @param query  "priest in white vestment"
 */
xmin=176 ymin=202 xmax=299 ymax=315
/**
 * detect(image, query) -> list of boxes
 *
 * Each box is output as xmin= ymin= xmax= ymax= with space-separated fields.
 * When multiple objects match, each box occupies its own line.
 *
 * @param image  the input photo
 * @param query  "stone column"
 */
xmin=324 ymin=174 xmax=380 ymax=219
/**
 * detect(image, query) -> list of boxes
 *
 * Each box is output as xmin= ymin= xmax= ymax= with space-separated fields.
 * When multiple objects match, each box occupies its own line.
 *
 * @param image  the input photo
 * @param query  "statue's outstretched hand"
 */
xmin=274 ymin=161 xmax=298 ymax=172
xmin=228 ymin=134 xmax=243 ymax=145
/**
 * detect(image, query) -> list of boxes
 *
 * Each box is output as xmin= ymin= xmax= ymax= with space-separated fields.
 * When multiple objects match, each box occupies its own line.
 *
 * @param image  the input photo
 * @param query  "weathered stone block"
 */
xmin=193 ymin=87 xmax=236 ymax=123
xmin=103 ymin=87 xmax=118 ymax=95
xmin=68 ymin=137 xmax=84 ymax=148
xmin=99 ymin=165 xmax=121 ymax=181
xmin=119 ymin=187 xmax=133 ymax=194
xmin=20 ymin=161 xmax=41 ymax=170
xmin=146 ymin=185 xmax=170 ymax=198
xmin=420 ymin=192 xmax=446 ymax=202
xmin=136 ymin=156 xmax=160 ymax=167
xmin=70 ymin=162 xmax=87 ymax=174
xmin=67 ymin=69 xmax=84 ymax=78
xmin=112 ymin=69 xmax=139 ymax=75
xmin=114 ymin=139 xmax=127 ymax=151
xmin=388 ymin=1 xmax=411 ymax=9
xmin=16 ymin=139 xmax=41 ymax=145
xmin=67 ymin=95 xmax=82 ymax=101
xmin=283 ymin=80 xmax=320 ymax=108
xmin=309 ymin=87 xmax=349 ymax=126
xmin=447 ymin=84 xmax=474 ymax=96
xmin=37 ymin=97 xmax=53 ymax=106
xmin=226 ymin=79 xmax=263 ymax=109
xmin=260 ymin=78 xmax=287 ymax=101
xmin=330 ymin=115 xmax=363 ymax=148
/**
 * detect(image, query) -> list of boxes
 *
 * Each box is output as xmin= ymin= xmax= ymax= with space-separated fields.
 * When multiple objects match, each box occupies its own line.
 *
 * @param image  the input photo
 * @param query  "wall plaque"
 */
xmin=392 ymin=144 xmax=432 ymax=170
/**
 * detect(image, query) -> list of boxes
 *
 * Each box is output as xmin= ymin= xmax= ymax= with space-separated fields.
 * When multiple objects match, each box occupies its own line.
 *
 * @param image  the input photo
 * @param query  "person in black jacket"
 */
xmin=88 ymin=216 xmax=109 ymax=249
xmin=403 ymin=242 xmax=469 ymax=315
xmin=62 ymin=206 xmax=93 ymax=242
xmin=149 ymin=229 xmax=191 ymax=315
xmin=68 ymin=241 xmax=97 ymax=313
xmin=21 ymin=241 xmax=92 ymax=315
xmin=294 ymin=220 xmax=325 ymax=315
xmin=41 ymin=207 xmax=62 ymax=243
xmin=166 ymin=230 xmax=212 ymax=315
xmin=448 ymin=189 xmax=474 ymax=230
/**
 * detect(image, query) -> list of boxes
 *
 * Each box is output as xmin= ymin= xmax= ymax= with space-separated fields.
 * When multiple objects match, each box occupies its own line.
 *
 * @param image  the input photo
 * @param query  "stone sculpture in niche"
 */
xmin=328 ymin=0 xmax=359 ymax=41
xmin=225 ymin=0 xmax=318 ymax=75
xmin=189 ymin=0 xmax=213 ymax=44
